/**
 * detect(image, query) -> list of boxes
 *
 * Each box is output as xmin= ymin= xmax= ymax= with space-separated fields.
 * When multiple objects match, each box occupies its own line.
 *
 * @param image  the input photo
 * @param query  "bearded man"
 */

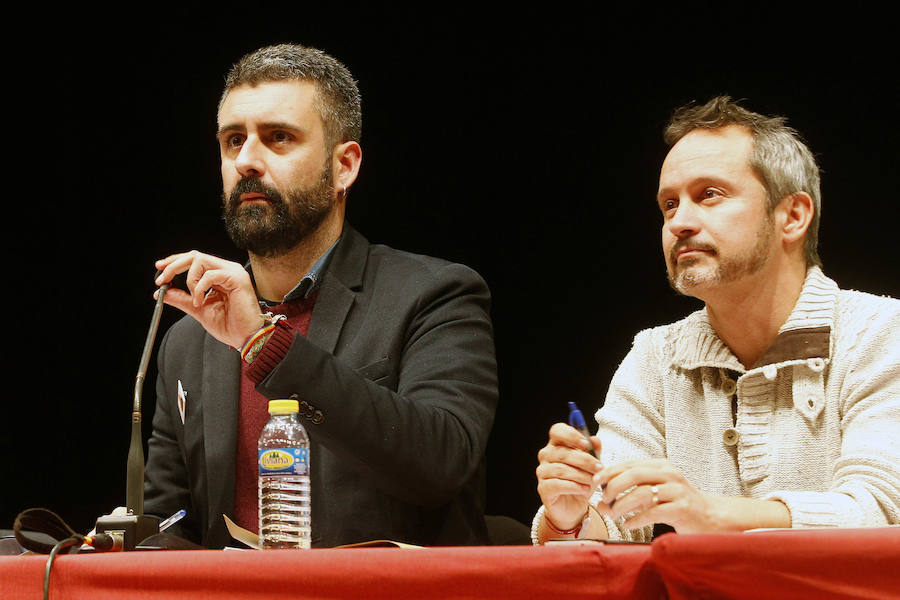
xmin=533 ymin=96 xmax=900 ymax=543
xmin=144 ymin=44 xmax=498 ymax=549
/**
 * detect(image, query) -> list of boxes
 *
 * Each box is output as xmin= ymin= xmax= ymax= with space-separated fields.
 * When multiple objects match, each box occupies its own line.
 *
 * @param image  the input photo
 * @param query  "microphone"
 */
xmin=93 ymin=271 xmax=171 ymax=550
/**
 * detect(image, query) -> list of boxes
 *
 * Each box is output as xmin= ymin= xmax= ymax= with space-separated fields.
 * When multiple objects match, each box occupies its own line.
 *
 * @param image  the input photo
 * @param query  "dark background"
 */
xmin=2 ymin=9 xmax=897 ymax=536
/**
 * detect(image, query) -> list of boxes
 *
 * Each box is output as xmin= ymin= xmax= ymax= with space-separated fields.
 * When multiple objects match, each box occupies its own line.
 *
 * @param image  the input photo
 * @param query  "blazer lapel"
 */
xmin=307 ymin=223 xmax=368 ymax=354
xmin=308 ymin=274 xmax=354 ymax=354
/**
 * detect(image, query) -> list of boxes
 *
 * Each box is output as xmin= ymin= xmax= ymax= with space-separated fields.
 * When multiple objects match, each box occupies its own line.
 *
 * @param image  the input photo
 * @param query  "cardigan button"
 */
xmin=807 ymin=357 xmax=826 ymax=372
xmin=721 ymin=378 xmax=737 ymax=396
xmin=722 ymin=428 xmax=740 ymax=446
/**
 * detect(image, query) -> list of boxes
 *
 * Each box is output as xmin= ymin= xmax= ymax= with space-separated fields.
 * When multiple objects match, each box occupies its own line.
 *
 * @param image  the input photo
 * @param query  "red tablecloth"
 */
xmin=652 ymin=528 xmax=900 ymax=600
xmin=4 ymin=528 xmax=898 ymax=599
xmin=0 ymin=543 xmax=663 ymax=600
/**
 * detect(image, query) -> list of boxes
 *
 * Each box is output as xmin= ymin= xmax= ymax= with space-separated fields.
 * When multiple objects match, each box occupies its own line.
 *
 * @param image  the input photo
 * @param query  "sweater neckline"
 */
xmin=666 ymin=267 xmax=837 ymax=372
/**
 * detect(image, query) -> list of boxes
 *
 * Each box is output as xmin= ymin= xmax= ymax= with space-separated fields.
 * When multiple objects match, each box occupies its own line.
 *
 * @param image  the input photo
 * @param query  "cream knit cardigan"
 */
xmin=535 ymin=267 xmax=900 ymax=542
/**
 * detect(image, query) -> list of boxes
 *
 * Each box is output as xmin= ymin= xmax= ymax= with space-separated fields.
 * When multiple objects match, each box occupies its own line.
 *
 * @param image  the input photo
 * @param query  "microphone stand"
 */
xmin=93 ymin=277 xmax=169 ymax=550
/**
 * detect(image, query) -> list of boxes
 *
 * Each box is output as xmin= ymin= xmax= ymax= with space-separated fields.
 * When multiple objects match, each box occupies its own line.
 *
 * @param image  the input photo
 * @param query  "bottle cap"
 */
xmin=268 ymin=399 xmax=299 ymax=413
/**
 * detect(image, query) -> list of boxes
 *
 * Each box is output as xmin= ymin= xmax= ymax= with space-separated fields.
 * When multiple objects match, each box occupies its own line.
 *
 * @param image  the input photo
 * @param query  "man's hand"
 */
xmin=154 ymin=251 xmax=264 ymax=349
xmin=592 ymin=458 xmax=791 ymax=533
xmin=536 ymin=423 xmax=604 ymax=532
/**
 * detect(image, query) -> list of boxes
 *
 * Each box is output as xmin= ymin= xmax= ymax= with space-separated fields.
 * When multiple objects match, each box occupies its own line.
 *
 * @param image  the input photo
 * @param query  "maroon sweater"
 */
xmin=233 ymin=292 xmax=317 ymax=534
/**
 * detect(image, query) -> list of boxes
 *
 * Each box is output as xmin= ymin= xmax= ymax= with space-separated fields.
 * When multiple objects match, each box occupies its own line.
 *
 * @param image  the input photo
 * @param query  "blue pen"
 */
xmin=159 ymin=509 xmax=186 ymax=532
xmin=567 ymin=402 xmax=597 ymax=458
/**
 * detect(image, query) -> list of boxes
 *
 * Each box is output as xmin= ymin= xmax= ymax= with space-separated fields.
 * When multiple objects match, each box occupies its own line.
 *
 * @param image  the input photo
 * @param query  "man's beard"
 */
xmin=667 ymin=213 xmax=774 ymax=295
xmin=222 ymin=169 xmax=334 ymax=258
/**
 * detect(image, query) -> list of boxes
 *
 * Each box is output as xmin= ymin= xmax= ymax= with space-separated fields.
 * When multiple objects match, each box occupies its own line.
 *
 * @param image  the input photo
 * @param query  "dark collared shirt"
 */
xmin=254 ymin=237 xmax=340 ymax=309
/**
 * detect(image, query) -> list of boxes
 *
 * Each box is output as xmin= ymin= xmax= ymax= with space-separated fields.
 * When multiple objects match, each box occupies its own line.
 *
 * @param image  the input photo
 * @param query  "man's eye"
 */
xmin=226 ymin=135 xmax=244 ymax=148
xmin=702 ymin=188 xmax=722 ymax=199
xmin=662 ymin=199 xmax=677 ymax=212
xmin=272 ymin=131 xmax=292 ymax=143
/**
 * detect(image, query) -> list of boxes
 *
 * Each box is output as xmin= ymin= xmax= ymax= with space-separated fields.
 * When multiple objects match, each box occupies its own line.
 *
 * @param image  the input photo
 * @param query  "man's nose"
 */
xmin=234 ymin=137 xmax=266 ymax=178
xmin=667 ymin=199 xmax=701 ymax=238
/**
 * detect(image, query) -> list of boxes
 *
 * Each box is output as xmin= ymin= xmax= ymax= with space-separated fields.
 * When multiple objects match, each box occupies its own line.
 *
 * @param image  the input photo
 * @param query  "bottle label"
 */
xmin=258 ymin=448 xmax=309 ymax=476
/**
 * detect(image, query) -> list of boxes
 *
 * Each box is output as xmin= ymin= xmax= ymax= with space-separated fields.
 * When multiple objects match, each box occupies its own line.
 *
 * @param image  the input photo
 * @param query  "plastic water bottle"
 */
xmin=258 ymin=399 xmax=311 ymax=549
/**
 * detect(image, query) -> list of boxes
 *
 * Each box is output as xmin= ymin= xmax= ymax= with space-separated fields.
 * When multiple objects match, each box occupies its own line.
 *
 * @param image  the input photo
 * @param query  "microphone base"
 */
xmin=94 ymin=514 xmax=161 ymax=551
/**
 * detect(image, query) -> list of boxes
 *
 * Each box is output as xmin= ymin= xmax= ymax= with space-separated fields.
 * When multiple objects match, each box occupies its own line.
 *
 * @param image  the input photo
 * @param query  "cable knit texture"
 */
xmin=568 ymin=267 xmax=899 ymax=542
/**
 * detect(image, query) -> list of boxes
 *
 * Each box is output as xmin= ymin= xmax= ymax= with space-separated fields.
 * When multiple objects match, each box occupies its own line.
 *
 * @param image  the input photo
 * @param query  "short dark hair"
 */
xmin=664 ymin=96 xmax=822 ymax=267
xmin=220 ymin=43 xmax=362 ymax=150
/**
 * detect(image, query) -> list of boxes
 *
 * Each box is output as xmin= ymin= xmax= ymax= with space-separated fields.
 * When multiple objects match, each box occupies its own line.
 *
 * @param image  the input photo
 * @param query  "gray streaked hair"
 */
xmin=220 ymin=43 xmax=362 ymax=151
xmin=664 ymin=96 xmax=822 ymax=267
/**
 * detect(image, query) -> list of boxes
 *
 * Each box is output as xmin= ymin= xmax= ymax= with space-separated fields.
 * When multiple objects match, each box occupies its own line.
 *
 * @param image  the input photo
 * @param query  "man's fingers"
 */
xmin=157 ymin=288 xmax=200 ymax=319
xmin=548 ymin=422 xmax=600 ymax=454
xmin=153 ymin=251 xmax=249 ymax=308
xmin=536 ymin=461 xmax=597 ymax=488
xmin=154 ymin=252 xmax=183 ymax=273
xmin=619 ymin=485 xmax=682 ymax=531
xmin=537 ymin=476 xmax=593 ymax=499
xmin=588 ymin=435 xmax=603 ymax=457
xmin=538 ymin=441 xmax=602 ymax=477
xmin=607 ymin=482 xmax=669 ymax=519
xmin=154 ymin=251 xmax=199 ymax=288
xmin=155 ymin=250 xmax=233 ymax=287
xmin=594 ymin=460 xmax=672 ymax=499
xmin=190 ymin=268 xmax=223 ymax=307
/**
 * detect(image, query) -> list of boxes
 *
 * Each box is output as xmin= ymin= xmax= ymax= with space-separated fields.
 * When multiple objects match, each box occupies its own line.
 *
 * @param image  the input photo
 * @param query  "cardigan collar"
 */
xmin=666 ymin=267 xmax=838 ymax=372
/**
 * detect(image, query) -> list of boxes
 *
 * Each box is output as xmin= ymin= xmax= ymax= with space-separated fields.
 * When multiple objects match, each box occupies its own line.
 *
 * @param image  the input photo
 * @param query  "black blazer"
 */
xmin=144 ymin=224 xmax=498 ymax=548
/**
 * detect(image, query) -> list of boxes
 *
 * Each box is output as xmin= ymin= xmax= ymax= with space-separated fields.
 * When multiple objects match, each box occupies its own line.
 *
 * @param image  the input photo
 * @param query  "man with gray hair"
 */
xmin=534 ymin=96 xmax=899 ymax=543
xmin=144 ymin=44 xmax=498 ymax=548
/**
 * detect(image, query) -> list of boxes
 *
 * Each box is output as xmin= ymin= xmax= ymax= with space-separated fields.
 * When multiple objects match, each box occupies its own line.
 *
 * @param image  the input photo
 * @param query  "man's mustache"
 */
xmin=227 ymin=177 xmax=284 ymax=206
xmin=669 ymin=238 xmax=717 ymax=264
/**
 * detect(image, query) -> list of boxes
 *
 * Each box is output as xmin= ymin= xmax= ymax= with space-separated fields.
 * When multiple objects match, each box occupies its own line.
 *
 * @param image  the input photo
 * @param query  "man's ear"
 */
xmin=333 ymin=141 xmax=362 ymax=194
xmin=778 ymin=192 xmax=814 ymax=245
